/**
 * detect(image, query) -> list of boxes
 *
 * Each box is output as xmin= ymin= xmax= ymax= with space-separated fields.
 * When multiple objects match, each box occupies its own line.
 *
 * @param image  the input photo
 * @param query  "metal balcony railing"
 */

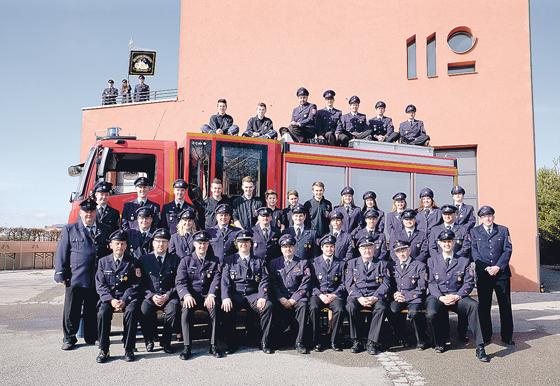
xmin=100 ymin=88 xmax=178 ymax=106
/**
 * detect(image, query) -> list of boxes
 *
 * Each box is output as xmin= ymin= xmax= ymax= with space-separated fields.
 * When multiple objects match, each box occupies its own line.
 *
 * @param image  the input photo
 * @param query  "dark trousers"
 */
xmin=325 ymin=132 xmax=351 ymax=147
xmin=97 ymin=299 xmax=140 ymax=352
xmin=201 ymin=124 xmax=240 ymax=135
xmin=62 ymin=286 xmax=98 ymax=344
xmin=275 ymin=300 xmax=308 ymax=345
xmin=352 ymin=129 xmax=373 ymax=140
xmin=388 ymin=301 xmax=427 ymax=345
xmin=373 ymin=132 xmax=400 ymax=143
xmin=309 ymin=296 xmax=345 ymax=345
xmin=477 ymin=271 xmax=514 ymax=342
xmin=286 ymin=125 xmax=315 ymax=143
xmin=425 ymin=295 xmax=483 ymax=346
xmin=346 ymin=298 xmax=387 ymax=343
xmin=401 ymin=134 xmax=430 ymax=146
xmin=181 ymin=293 xmax=219 ymax=347
xmin=223 ymin=295 xmax=274 ymax=347
xmin=140 ymin=298 xmax=180 ymax=346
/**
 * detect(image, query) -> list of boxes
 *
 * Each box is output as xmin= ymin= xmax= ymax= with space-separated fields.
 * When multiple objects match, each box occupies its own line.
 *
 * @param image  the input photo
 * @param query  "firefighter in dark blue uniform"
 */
xmin=386 ymin=192 xmax=407 ymax=236
xmin=316 ymin=90 xmax=343 ymax=146
xmin=425 ymin=230 xmax=489 ymax=362
xmin=429 ymin=204 xmax=471 ymax=259
xmin=398 ymin=104 xmax=430 ymax=146
xmin=451 ymin=185 xmax=476 ymax=230
xmin=126 ymin=206 xmax=157 ymax=259
xmin=309 ymin=234 xmax=346 ymax=352
xmin=360 ymin=190 xmax=385 ymax=233
xmin=252 ymin=207 xmax=281 ymax=261
xmin=334 ymin=186 xmax=363 ymax=234
xmin=161 ymin=179 xmax=195 ymax=234
xmin=279 ymin=87 xmax=317 ymax=143
xmin=221 ymin=231 xmax=274 ymax=354
xmin=387 ymin=240 xmax=428 ymax=350
xmin=269 ymin=234 xmax=312 ymax=354
xmin=470 ymin=206 xmax=514 ymax=345
xmin=139 ymin=228 xmax=181 ymax=354
xmin=54 ymin=197 xmax=111 ymax=350
xmin=416 ymin=187 xmax=443 ymax=237
xmin=327 ymin=210 xmax=355 ymax=262
xmin=282 ymin=204 xmax=319 ymax=260
xmin=389 ymin=209 xmax=429 ymax=262
xmin=169 ymin=208 xmax=197 ymax=258
xmin=121 ymin=177 xmax=161 ymax=230
xmin=95 ymin=230 xmax=141 ymax=363
xmin=369 ymin=101 xmax=400 ymax=143
xmin=175 ymin=231 xmax=224 ymax=360
xmin=336 ymin=95 xmax=371 ymax=146
xmin=93 ymin=181 xmax=120 ymax=233
xmin=345 ymin=235 xmax=391 ymax=355
xmin=207 ymin=203 xmax=241 ymax=262
xmin=352 ymin=209 xmax=387 ymax=261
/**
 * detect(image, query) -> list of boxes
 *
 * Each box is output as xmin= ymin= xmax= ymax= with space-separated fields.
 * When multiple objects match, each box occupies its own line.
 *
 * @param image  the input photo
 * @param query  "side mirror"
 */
xmin=68 ymin=164 xmax=83 ymax=177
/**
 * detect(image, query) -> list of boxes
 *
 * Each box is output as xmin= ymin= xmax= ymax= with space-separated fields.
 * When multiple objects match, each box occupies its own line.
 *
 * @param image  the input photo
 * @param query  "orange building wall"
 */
xmin=81 ymin=0 xmax=538 ymax=290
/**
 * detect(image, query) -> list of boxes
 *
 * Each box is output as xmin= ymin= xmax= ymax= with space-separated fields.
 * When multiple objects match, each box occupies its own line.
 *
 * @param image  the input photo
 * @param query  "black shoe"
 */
xmin=210 ymin=345 xmax=224 ymax=358
xmin=459 ymin=336 xmax=469 ymax=344
xmin=96 ymin=350 xmax=109 ymax=363
xmin=351 ymin=340 xmax=363 ymax=354
xmin=398 ymin=338 xmax=409 ymax=348
xmin=84 ymin=340 xmax=97 ymax=345
xmin=476 ymin=346 xmax=490 ymax=362
xmin=366 ymin=341 xmax=381 ymax=355
xmin=331 ymin=343 xmax=343 ymax=352
xmin=179 ymin=346 xmax=192 ymax=360
xmin=225 ymin=345 xmax=238 ymax=355
xmin=295 ymin=343 xmax=308 ymax=354
xmin=145 ymin=341 xmax=154 ymax=352
xmin=434 ymin=345 xmax=446 ymax=353
xmin=501 ymin=339 xmax=515 ymax=346
xmin=416 ymin=342 xmax=429 ymax=351
xmin=262 ymin=347 xmax=274 ymax=354
xmin=124 ymin=351 xmax=135 ymax=362
xmin=163 ymin=344 xmax=174 ymax=354
xmin=61 ymin=342 xmax=76 ymax=351
xmin=313 ymin=343 xmax=323 ymax=352
xmin=483 ymin=337 xmax=492 ymax=345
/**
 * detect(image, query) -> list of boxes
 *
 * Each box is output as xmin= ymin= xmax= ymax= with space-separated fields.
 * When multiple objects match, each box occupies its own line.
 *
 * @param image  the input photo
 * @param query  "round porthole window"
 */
xmin=447 ymin=30 xmax=475 ymax=54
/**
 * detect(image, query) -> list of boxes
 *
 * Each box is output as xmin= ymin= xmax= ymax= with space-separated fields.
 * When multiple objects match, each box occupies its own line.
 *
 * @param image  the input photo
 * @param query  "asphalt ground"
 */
xmin=1 ymin=269 xmax=559 ymax=386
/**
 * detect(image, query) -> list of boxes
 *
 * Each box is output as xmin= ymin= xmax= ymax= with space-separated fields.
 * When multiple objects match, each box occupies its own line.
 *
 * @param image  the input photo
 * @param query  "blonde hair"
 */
xmin=177 ymin=218 xmax=197 ymax=237
xmin=416 ymin=198 xmax=438 ymax=211
xmin=391 ymin=199 xmax=407 ymax=212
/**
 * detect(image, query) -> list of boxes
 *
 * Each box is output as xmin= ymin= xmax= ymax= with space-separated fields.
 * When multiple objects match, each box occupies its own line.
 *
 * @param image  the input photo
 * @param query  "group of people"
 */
xmin=101 ymin=75 xmax=150 ymax=105
xmin=200 ymin=88 xmax=430 ymax=147
xmin=55 ymin=176 xmax=513 ymax=365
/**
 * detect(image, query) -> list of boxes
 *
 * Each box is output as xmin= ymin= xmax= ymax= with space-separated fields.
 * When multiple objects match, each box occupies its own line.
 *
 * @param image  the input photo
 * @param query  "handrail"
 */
xmin=100 ymin=88 xmax=178 ymax=106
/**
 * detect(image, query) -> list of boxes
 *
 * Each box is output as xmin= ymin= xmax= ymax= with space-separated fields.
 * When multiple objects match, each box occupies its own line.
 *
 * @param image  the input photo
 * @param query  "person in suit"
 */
xmin=352 ymin=209 xmax=388 ymax=261
xmin=207 ymin=203 xmax=241 ymax=262
xmin=232 ymin=176 xmax=263 ymax=230
xmin=327 ymin=210 xmax=355 ymax=262
xmin=175 ymin=231 xmax=224 ymax=360
xmin=133 ymin=75 xmax=150 ymax=102
xmin=360 ymin=191 xmax=385 ymax=233
xmin=470 ymin=206 xmax=514 ymax=346
xmin=203 ymin=178 xmax=231 ymax=229
xmin=252 ymin=207 xmax=281 ymax=261
xmin=269 ymin=234 xmax=312 ymax=354
xmin=387 ymin=240 xmax=429 ymax=350
xmin=139 ymin=228 xmax=181 ymax=354
xmin=316 ymin=90 xmax=343 ymax=146
xmin=126 ymin=206 xmax=157 ymax=259
xmin=282 ymin=204 xmax=319 ymax=260
xmin=345 ymin=235 xmax=391 ymax=355
xmin=334 ymin=186 xmax=363 ymax=234
xmin=309 ymin=234 xmax=346 ymax=352
xmin=200 ymin=98 xmax=240 ymax=135
xmin=279 ymin=87 xmax=317 ymax=143
xmin=389 ymin=209 xmax=429 ymax=263
xmin=416 ymin=187 xmax=443 ymax=238
xmin=428 ymin=204 xmax=471 ymax=259
xmin=425 ymin=230 xmax=489 ymax=362
xmin=54 ymin=197 xmax=112 ymax=350
xmin=95 ymin=230 xmax=141 ymax=363
xmin=121 ymin=177 xmax=161 ymax=230
xmin=368 ymin=101 xmax=400 ymax=143
xmin=451 ymin=185 xmax=476 ymax=231
xmin=242 ymin=102 xmax=277 ymax=139
xmin=398 ymin=104 xmax=430 ymax=146
xmin=221 ymin=230 xmax=275 ymax=354
xmin=335 ymin=95 xmax=370 ymax=146
xmin=303 ymin=181 xmax=332 ymax=237
xmin=161 ymin=179 xmax=196 ymax=234
xmin=386 ymin=192 xmax=407 ymax=237
xmin=169 ymin=208 xmax=198 ymax=258
xmin=265 ymin=189 xmax=288 ymax=231
xmin=93 ymin=181 xmax=120 ymax=233
xmin=283 ymin=189 xmax=301 ymax=228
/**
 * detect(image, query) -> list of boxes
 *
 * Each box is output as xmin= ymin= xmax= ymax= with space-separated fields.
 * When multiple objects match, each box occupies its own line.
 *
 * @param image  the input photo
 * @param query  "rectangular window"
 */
xmin=427 ymin=34 xmax=436 ymax=77
xmin=448 ymin=61 xmax=476 ymax=75
xmin=188 ymin=139 xmax=212 ymax=199
xmin=407 ymin=36 xmax=417 ymax=79
xmin=102 ymin=152 xmax=157 ymax=195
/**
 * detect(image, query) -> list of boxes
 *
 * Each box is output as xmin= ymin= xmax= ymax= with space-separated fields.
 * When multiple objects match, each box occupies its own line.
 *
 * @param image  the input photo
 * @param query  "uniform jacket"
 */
xmin=303 ymin=198 xmax=332 ymax=237
xmin=206 ymin=113 xmax=237 ymax=135
xmin=161 ymin=201 xmax=195 ymax=234
xmin=221 ymin=253 xmax=270 ymax=300
xmin=427 ymin=253 xmax=475 ymax=298
xmin=416 ymin=207 xmax=443 ymax=237
xmin=207 ymin=225 xmax=241 ymax=262
xmin=175 ymin=252 xmax=221 ymax=298
xmin=359 ymin=208 xmax=385 ymax=233
xmin=271 ymin=208 xmax=287 ymax=230
xmin=121 ymin=198 xmax=161 ymax=230
xmin=102 ymin=87 xmax=118 ymax=104
xmin=336 ymin=112 xmax=368 ymax=136
xmin=386 ymin=211 xmax=404 ymax=236
xmin=54 ymin=221 xmax=111 ymax=288
xmin=168 ymin=232 xmax=195 ymax=258
xmin=283 ymin=226 xmax=320 ymax=260
xmin=96 ymin=205 xmax=120 ymax=233
xmin=311 ymin=255 xmax=346 ymax=298
xmin=203 ymin=195 xmax=231 ymax=229
xmin=126 ymin=227 xmax=156 ymax=259
xmin=470 ymin=224 xmax=512 ymax=277
xmin=269 ymin=256 xmax=311 ymax=302
xmin=252 ymin=225 xmax=281 ymax=261
xmin=389 ymin=227 xmax=429 ymax=262
xmin=291 ymin=102 xmax=317 ymax=129
xmin=315 ymin=107 xmax=342 ymax=136
xmin=455 ymin=203 xmax=476 ymax=230
xmin=95 ymin=254 xmax=140 ymax=304
xmin=133 ymin=83 xmax=150 ymax=102
xmin=390 ymin=259 xmax=427 ymax=304
xmin=139 ymin=252 xmax=181 ymax=301
xmin=368 ymin=116 xmax=395 ymax=137
xmin=398 ymin=120 xmax=426 ymax=142
xmin=334 ymin=204 xmax=363 ymax=234
xmin=352 ymin=228 xmax=388 ymax=261
xmin=429 ymin=223 xmax=471 ymax=259
xmin=345 ymin=257 xmax=390 ymax=300
xmin=244 ymin=116 xmax=276 ymax=138
xmin=328 ymin=229 xmax=355 ymax=262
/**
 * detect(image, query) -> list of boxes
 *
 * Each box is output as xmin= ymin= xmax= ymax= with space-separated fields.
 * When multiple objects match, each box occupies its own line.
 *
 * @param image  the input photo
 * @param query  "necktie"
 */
xmin=139 ymin=201 xmax=145 ymax=206
xmin=326 ymin=258 xmax=331 ymax=269
xmin=408 ymin=231 xmax=412 ymax=239
xmin=98 ymin=207 xmax=104 ymax=216
xmin=115 ymin=258 xmax=121 ymax=267
xmin=369 ymin=230 xmax=374 ymax=238
xmin=263 ymin=227 xmax=269 ymax=240
xmin=445 ymin=258 xmax=450 ymax=267
xmin=88 ymin=227 xmax=95 ymax=239
xmin=221 ymin=227 xmax=227 ymax=237
xmin=199 ymin=257 xmax=204 ymax=264
xmin=157 ymin=256 xmax=163 ymax=266
xmin=366 ymin=261 xmax=370 ymax=271
xmin=346 ymin=206 xmax=351 ymax=215
xmin=446 ymin=225 xmax=452 ymax=230
xmin=296 ymin=228 xmax=301 ymax=240
xmin=401 ymin=263 xmax=406 ymax=271
xmin=456 ymin=204 xmax=461 ymax=209
xmin=425 ymin=208 xmax=430 ymax=217
xmin=333 ymin=232 xmax=338 ymax=238
xmin=487 ymin=228 xmax=492 ymax=235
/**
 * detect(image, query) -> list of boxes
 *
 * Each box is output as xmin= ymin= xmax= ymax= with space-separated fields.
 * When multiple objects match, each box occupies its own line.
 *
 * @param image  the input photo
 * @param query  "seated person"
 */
xmin=279 ymin=87 xmax=317 ymax=143
xmin=201 ymin=98 xmax=239 ymax=135
xmin=368 ymin=101 xmax=400 ymax=143
xmin=316 ymin=90 xmax=342 ymax=146
xmin=398 ymin=104 xmax=430 ymax=146
xmin=242 ymin=103 xmax=277 ymax=139
xmin=335 ymin=96 xmax=371 ymax=147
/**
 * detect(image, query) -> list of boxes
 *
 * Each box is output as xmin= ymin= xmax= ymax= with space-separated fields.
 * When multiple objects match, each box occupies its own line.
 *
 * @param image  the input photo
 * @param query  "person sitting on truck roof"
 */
xmin=279 ymin=87 xmax=317 ymax=143
xmin=232 ymin=176 xmax=263 ymax=230
xmin=369 ymin=101 xmax=400 ymax=143
xmin=203 ymin=178 xmax=231 ymax=229
xmin=316 ymin=90 xmax=343 ymax=146
xmin=201 ymin=99 xmax=240 ymax=135
xmin=242 ymin=103 xmax=277 ymax=139
xmin=335 ymin=96 xmax=371 ymax=146
xmin=93 ymin=181 xmax=120 ymax=234
xmin=121 ymin=177 xmax=161 ymax=231
xmin=398 ymin=104 xmax=430 ymax=146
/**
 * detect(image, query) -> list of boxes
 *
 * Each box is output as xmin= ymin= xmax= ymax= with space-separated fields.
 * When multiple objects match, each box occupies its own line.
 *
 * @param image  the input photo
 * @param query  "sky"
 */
xmin=0 ymin=0 xmax=558 ymax=228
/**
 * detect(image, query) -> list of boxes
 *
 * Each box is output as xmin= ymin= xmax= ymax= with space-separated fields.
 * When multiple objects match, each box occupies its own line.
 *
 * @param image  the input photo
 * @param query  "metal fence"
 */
xmin=100 ymin=88 xmax=178 ymax=106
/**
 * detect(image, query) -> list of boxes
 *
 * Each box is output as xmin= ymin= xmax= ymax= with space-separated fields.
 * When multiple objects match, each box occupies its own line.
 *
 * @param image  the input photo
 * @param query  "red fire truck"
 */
xmin=68 ymin=131 xmax=457 ymax=222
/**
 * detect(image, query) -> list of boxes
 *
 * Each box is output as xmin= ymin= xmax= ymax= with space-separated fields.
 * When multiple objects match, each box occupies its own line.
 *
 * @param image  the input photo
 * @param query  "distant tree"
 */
xmin=537 ymin=157 xmax=560 ymax=264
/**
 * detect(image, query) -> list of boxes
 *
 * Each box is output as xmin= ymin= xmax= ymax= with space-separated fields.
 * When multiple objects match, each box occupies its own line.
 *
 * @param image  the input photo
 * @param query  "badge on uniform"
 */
xmin=318 ymin=274 xmax=323 ymax=280
xmin=416 ymin=243 xmax=421 ymax=248
xmin=457 ymin=272 xmax=464 ymax=282
xmin=254 ymin=242 xmax=258 ymax=248
xmin=333 ymin=275 xmax=339 ymax=283
xmin=255 ymin=274 xmax=261 ymax=283
xmin=305 ymin=243 xmax=311 ymax=249
xmin=207 ymin=270 xmax=212 ymax=279
xmin=435 ymin=273 xmax=440 ymax=281
xmin=230 ymin=270 xmax=236 ymax=280
xmin=411 ymin=276 xmax=417 ymax=285
xmin=120 ymin=275 xmax=128 ymax=282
